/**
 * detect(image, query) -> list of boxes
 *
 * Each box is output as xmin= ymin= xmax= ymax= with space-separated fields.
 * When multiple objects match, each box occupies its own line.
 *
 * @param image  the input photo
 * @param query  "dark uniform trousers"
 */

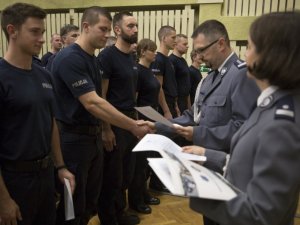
xmin=177 ymin=95 xmax=189 ymax=114
xmin=56 ymin=130 xmax=103 ymax=225
xmin=98 ymin=111 xmax=138 ymax=225
xmin=1 ymin=161 xmax=56 ymax=225
xmin=159 ymin=95 xmax=177 ymax=118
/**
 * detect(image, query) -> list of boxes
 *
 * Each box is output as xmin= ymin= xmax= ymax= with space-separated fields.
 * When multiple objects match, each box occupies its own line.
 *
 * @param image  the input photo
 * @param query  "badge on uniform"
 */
xmin=220 ymin=67 xmax=227 ymax=76
xmin=274 ymin=95 xmax=295 ymax=122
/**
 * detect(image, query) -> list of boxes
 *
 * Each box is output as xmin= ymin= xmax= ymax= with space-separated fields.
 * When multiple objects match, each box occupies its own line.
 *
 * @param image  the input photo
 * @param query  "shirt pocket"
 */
xmin=204 ymin=95 xmax=229 ymax=125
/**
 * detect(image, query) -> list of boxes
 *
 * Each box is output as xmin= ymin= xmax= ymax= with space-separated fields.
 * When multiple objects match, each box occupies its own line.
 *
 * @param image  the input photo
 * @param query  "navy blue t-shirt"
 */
xmin=151 ymin=52 xmax=177 ymax=98
xmin=189 ymin=65 xmax=202 ymax=104
xmin=169 ymin=53 xmax=191 ymax=97
xmin=51 ymin=43 xmax=101 ymax=125
xmin=41 ymin=51 xmax=53 ymax=67
xmin=136 ymin=64 xmax=160 ymax=108
xmin=98 ymin=45 xmax=138 ymax=111
xmin=0 ymin=59 xmax=55 ymax=161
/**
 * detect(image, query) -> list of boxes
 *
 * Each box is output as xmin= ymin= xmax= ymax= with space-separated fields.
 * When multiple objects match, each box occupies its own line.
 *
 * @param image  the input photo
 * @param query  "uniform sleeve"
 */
xmin=55 ymin=54 xmax=95 ymax=98
xmin=151 ymin=58 xmax=164 ymax=77
xmin=155 ymin=105 xmax=197 ymax=137
xmin=190 ymin=121 xmax=300 ymax=225
xmin=98 ymin=49 xmax=113 ymax=79
xmin=193 ymin=69 xmax=259 ymax=150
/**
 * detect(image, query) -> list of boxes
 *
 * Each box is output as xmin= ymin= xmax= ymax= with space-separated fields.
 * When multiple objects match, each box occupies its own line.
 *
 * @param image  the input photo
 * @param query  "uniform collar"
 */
xmin=218 ymin=52 xmax=234 ymax=72
xmin=257 ymin=85 xmax=279 ymax=107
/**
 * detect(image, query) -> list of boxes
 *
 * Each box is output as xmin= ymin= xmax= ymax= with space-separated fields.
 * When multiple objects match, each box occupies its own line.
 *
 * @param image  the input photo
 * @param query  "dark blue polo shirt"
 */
xmin=151 ymin=52 xmax=177 ymax=98
xmin=98 ymin=45 xmax=138 ymax=111
xmin=136 ymin=64 xmax=160 ymax=108
xmin=189 ymin=65 xmax=202 ymax=104
xmin=0 ymin=59 xmax=55 ymax=161
xmin=169 ymin=53 xmax=191 ymax=97
xmin=51 ymin=43 xmax=101 ymax=126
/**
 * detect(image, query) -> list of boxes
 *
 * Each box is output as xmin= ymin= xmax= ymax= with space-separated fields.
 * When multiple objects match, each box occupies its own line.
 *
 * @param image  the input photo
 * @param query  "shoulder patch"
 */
xmin=274 ymin=95 xmax=295 ymax=122
xmin=234 ymin=59 xmax=247 ymax=69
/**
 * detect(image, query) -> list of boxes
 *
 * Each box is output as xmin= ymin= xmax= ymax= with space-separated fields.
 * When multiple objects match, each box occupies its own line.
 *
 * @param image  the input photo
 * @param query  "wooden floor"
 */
xmin=89 ymin=193 xmax=300 ymax=225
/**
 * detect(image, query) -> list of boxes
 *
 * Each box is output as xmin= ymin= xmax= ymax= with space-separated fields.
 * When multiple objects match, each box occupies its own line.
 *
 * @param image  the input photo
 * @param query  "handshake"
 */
xmin=135 ymin=120 xmax=194 ymax=142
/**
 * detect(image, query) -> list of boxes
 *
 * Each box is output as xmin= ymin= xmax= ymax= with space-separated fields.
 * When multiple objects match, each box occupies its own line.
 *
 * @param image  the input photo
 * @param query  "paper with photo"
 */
xmin=132 ymin=134 xmax=207 ymax=162
xmin=134 ymin=106 xmax=174 ymax=127
xmin=64 ymin=178 xmax=75 ymax=221
xmin=147 ymin=154 xmax=238 ymax=200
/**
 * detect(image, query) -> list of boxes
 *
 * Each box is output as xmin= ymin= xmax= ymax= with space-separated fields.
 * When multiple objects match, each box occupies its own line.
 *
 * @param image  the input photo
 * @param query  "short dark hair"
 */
xmin=191 ymin=20 xmax=230 ymax=46
xmin=1 ymin=2 xmax=46 ymax=40
xmin=113 ymin=11 xmax=133 ymax=28
xmin=81 ymin=6 xmax=112 ymax=27
xmin=136 ymin=38 xmax=157 ymax=59
xmin=60 ymin=24 xmax=79 ymax=37
xmin=158 ymin=25 xmax=176 ymax=41
xmin=176 ymin=34 xmax=188 ymax=39
xmin=249 ymin=11 xmax=300 ymax=89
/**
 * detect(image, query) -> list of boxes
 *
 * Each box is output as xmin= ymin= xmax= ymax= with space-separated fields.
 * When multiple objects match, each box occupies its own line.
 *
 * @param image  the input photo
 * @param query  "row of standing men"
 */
xmin=1 ymin=2 xmax=300 ymax=225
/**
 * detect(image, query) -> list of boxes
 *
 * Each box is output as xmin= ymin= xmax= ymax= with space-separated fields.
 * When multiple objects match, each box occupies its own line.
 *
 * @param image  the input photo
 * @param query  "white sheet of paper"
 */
xmin=148 ymin=158 xmax=184 ymax=195
xmin=180 ymin=158 xmax=237 ymax=200
xmin=135 ymin=106 xmax=174 ymax=127
xmin=133 ymin=134 xmax=206 ymax=162
xmin=149 ymin=156 xmax=237 ymax=201
xmin=64 ymin=178 xmax=75 ymax=221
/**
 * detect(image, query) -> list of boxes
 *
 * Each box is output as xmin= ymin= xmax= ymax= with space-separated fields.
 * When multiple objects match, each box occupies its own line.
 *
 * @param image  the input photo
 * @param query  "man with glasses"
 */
xmin=146 ymin=19 xmax=260 ymax=225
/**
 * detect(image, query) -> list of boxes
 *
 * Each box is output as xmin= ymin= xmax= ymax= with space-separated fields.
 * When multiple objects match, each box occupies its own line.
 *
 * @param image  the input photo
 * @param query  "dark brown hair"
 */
xmin=1 ymin=3 xmax=46 ymax=40
xmin=158 ymin=25 xmax=176 ymax=41
xmin=81 ymin=6 xmax=112 ymax=27
xmin=191 ymin=20 xmax=230 ymax=46
xmin=137 ymin=38 xmax=157 ymax=59
xmin=249 ymin=11 xmax=300 ymax=89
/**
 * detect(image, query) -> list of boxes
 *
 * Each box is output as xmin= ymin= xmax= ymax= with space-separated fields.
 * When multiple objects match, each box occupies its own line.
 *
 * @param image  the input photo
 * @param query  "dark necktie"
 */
xmin=212 ymin=70 xmax=219 ymax=83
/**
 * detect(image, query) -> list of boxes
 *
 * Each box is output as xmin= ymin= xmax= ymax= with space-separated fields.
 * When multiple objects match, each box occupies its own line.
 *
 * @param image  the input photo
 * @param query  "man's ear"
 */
xmin=114 ymin=25 xmax=121 ymax=36
xmin=218 ymin=37 xmax=226 ymax=51
xmin=81 ymin=22 xmax=89 ymax=33
xmin=7 ymin=24 xmax=18 ymax=39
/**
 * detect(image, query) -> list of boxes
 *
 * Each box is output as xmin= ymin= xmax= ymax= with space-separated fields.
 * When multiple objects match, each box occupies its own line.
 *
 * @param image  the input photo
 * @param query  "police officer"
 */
xmin=184 ymin=11 xmax=300 ymax=225
xmin=128 ymin=39 xmax=161 ymax=214
xmin=189 ymin=49 xmax=203 ymax=105
xmin=151 ymin=25 xmax=179 ymax=119
xmin=169 ymin=34 xmax=191 ymax=114
xmin=51 ymin=7 xmax=148 ymax=225
xmin=45 ymin=24 xmax=79 ymax=71
xmin=142 ymin=20 xmax=260 ymax=225
xmin=0 ymin=3 xmax=75 ymax=225
xmin=97 ymin=11 xmax=140 ymax=225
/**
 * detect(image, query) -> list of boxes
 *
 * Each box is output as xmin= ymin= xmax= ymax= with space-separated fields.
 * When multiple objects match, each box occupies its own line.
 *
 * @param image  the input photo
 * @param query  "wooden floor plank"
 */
xmin=88 ymin=194 xmax=300 ymax=225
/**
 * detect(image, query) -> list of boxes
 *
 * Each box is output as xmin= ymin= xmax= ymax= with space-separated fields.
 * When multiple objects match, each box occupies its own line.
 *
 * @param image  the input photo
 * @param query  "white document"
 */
xmin=147 ymin=154 xmax=238 ymax=201
xmin=132 ymin=133 xmax=207 ymax=162
xmin=133 ymin=134 xmax=238 ymax=201
xmin=64 ymin=178 xmax=75 ymax=221
xmin=134 ymin=106 xmax=174 ymax=127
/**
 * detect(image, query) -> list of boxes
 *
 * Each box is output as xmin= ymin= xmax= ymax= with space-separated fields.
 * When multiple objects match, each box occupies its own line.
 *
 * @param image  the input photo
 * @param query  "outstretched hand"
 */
xmin=173 ymin=125 xmax=194 ymax=141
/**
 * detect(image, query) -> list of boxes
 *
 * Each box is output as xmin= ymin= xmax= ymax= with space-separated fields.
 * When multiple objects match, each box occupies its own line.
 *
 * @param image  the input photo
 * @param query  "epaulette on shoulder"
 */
xmin=234 ymin=59 xmax=247 ymax=69
xmin=274 ymin=95 xmax=295 ymax=122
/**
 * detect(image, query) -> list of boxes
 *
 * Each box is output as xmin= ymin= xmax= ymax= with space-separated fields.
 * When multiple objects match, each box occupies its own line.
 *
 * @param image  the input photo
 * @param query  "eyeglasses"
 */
xmin=195 ymin=39 xmax=219 ymax=54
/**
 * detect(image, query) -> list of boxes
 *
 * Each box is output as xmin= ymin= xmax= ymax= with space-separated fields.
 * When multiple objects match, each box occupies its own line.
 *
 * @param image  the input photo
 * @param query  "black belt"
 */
xmin=0 ymin=155 xmax=53 ymax=173
xmin=56 ymin=121 xmax=101 ymax=135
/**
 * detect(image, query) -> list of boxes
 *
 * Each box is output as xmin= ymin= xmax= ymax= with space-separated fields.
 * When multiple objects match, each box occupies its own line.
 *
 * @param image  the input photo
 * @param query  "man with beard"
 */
xmin=97 ymin=11 xmax=140 ymax=225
